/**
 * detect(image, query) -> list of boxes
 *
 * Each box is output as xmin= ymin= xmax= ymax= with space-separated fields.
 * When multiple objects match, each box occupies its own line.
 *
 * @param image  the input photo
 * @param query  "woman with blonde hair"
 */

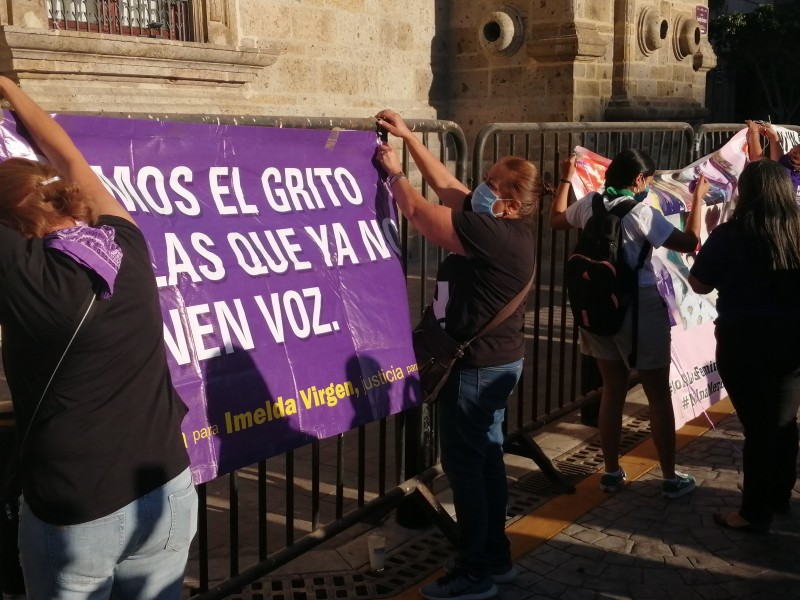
xmin=374 ymin=110 xmax=538 ymax=600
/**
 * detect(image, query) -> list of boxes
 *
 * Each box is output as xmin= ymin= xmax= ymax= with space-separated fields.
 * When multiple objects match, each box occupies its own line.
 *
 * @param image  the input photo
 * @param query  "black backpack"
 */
xmin=565 ymin=193 xmax=650 ymax=348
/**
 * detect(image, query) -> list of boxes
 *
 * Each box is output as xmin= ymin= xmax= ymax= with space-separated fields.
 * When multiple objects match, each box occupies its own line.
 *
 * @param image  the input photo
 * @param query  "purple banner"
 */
xmin=0 ymin=112 xmax=421 ymax=483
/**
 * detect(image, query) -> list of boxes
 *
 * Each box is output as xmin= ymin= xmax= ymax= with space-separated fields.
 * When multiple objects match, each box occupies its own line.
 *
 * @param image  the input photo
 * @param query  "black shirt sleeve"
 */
xmin=690 ymin=223 xmax=729 ymax=290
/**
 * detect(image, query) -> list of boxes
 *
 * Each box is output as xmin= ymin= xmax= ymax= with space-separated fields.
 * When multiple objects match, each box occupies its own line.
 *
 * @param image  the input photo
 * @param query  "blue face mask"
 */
xmin=634 ymin=186 xmax=650 ymax=202
xmin=472 ymin=182 xmax=501 ymax=217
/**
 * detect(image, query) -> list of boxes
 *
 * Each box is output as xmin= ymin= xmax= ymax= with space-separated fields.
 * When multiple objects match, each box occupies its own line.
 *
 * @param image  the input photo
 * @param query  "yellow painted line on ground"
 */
xmin=391 ymin=398 xmax=736 ymax=600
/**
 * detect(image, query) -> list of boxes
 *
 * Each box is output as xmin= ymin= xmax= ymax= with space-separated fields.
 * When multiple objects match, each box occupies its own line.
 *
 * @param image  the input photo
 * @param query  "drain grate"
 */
xmin=228 ymin=534 xmax=454 ymax=600
xmin=229 ymin=412 xmax=654 ymax=599
xmin=248 ymin=573 xmax=391 ymax=600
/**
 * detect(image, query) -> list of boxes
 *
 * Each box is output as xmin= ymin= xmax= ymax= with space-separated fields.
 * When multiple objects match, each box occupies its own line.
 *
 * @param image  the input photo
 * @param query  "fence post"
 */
xmin=395 ymin=405 xmax=436 ymax=528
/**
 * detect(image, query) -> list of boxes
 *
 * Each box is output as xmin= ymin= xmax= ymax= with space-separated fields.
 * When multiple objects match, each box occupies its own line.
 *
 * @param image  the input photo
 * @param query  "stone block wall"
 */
xmin=603 ymin=0 xmax=716 ymax=122
xmin=444 ymin=0 xmax=715 ymax=143
xmin=0 ymin=0 xmax=715 ymax=143
xmin=0 ymin=0 xmax=439 ymax=120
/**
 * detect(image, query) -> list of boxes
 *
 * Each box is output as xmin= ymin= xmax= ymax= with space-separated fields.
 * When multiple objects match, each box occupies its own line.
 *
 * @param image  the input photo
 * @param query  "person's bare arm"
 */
xmin=0 ymin=76 xmax=133 ymax=223
xmin=745 ymin=120 xmax=764 ymax=161
xmin=761 ymin=123 xmax=784 ymax=161
xmin=549 ymin=155 xmax=576 ymax=230
xmin=374 ymin=143 xmax=466 ymax=255
xmin=376 ymin=109 xmax=470 ymax=210
xmin=662 ymin=175 xmax=709 ymax=252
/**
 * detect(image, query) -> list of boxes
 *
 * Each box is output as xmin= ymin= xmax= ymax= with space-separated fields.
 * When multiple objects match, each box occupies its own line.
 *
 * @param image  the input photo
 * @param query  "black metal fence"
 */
xmin=694 ymin=123 xmax=800 ymax=159
xmin=3 ymin=114 xmax=773 ymax=597
xmin=182 ymin=117 xmax=781 ymax=597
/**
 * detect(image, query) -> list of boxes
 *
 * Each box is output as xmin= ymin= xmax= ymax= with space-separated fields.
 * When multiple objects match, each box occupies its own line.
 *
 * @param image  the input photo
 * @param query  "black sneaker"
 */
xmin=444 ymin=559 xmax=517 ymax=585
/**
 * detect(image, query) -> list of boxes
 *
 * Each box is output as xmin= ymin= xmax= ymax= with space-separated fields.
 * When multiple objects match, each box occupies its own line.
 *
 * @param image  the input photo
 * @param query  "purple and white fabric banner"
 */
xmin=572 ymin=126 xmax=800 ymax=429
xmin=0 ymin=112 xmax=420 ymax=483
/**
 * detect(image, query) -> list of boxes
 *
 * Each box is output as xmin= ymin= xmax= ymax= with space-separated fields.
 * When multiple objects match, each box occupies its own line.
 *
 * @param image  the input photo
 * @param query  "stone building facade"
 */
xmin=0 ymin=1 xmax=714 ymax=141
xmin=443 ymin=1 xmax=716 ymax=140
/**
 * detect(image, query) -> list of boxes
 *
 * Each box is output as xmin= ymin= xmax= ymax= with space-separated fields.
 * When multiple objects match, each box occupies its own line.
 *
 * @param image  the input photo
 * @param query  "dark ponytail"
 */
xmin=605 ymin=149 xmax=656 ymax=189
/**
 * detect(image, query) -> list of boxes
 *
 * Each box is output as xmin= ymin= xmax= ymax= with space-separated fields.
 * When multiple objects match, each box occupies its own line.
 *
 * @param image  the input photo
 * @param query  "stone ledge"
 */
xmin=604 ymin=97 xmax=710 ymax=121
xmin=0 ymin=25 xmax=281 ymax=84
xmin=529 ymin=22 xmax=607 ymax=62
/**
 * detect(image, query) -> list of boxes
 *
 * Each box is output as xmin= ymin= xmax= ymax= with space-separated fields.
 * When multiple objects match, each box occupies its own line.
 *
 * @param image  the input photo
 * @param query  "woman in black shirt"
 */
xmin=0 ymin=77 xmax=195 ymax=599
xmin=374 ymin=110 xmax=539 ymax=600
xmin=690 ymin=159 xmax=800 ymax=533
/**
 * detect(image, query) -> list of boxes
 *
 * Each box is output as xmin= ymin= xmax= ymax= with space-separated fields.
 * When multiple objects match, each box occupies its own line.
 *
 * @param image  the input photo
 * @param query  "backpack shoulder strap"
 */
xmin=608 ymin=198 xmax=638 ymax=218
xmin=633 ymin=240 xmax=651 ymax=271
xmin=590 ymin=193 xmax=605 ymax=216
xmin=608 ymin=198 xmax=651 ymax=270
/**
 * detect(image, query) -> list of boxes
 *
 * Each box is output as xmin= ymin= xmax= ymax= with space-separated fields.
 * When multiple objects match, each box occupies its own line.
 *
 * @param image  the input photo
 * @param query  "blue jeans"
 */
xmin=18 ymin=468 xmax=197 ymax=600
xmin=438 ymin=359 xmax=523 ymax=579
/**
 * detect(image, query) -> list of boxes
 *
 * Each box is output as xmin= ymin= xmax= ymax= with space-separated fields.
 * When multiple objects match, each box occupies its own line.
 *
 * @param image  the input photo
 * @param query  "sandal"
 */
xmin=713 ymin=512 xmax=769 ymax=534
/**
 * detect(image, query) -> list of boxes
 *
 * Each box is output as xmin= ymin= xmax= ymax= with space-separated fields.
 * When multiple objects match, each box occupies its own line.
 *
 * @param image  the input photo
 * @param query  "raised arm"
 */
xmin=0 ymin=76 xmax=133 ymax=223
xmin=688 ymin=274 xmax=714 ymax=295
xmin=662 ymin=175 xmax=708 ymax=253
xmin=549 ymin=154 xmax=576 ymax=230
xmin=760 ymin=123 xmax=784 ymax=161
xmin=374 ymin=142 xmax=465 ymax=255
xmin=745 ymin=120 xmax=764 ymax=161
xmin=375 ymin=109 xmax=470 ymax=210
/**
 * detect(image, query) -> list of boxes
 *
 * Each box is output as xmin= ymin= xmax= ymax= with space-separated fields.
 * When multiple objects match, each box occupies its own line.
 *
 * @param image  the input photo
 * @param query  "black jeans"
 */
xmin=715 ymin=320 xmax=800 ymax=526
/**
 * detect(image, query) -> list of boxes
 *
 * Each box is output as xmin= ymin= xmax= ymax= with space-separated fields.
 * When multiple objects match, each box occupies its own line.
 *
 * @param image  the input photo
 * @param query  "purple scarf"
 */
xmin=44 ymin=224 xmax=123 ymax=299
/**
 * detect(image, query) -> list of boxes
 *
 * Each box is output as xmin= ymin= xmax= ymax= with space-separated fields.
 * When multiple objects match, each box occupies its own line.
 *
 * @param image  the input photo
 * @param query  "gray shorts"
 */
xmin=579 ymin=285 xmax=671 ymax=370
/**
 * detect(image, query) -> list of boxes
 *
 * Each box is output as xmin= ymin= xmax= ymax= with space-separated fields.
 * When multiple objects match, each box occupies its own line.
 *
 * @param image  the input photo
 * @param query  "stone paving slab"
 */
xmin=494 ymin=414 xmax=800 ymax=600
xmin=211 ymin=393 xmax=798 ymax=600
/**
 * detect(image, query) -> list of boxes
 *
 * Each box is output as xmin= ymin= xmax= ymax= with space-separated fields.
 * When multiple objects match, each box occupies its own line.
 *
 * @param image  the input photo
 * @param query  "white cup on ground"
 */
xmin=367 ymin=531 xmax=386 ymax=572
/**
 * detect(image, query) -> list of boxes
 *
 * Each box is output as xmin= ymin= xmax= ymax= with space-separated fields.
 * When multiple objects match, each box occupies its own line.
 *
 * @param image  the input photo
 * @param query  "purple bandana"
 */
xmin=44 ymin=224 xmax=123 ymax=299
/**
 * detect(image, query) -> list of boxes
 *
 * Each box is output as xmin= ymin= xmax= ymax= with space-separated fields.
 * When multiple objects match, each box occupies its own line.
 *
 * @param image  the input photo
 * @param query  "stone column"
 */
xmin=207 ymin=0 xmax=238 ymax=46
xmin=444 ymin=1 xmax=615 ymax=143
xmin=6 ymin=1 xmax=49 ymax=28
xmin=605 ymin=1 xmax=715 ymax=122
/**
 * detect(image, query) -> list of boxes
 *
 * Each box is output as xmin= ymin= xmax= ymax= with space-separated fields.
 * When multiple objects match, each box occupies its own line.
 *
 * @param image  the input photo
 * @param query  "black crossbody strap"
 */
xmin=2 ymin=290 xmax=98 ymax=508
xmin=467 ymin=273 xmax=535 ymax=344
xmin=17 ymin=291 xmax=98 ymax=454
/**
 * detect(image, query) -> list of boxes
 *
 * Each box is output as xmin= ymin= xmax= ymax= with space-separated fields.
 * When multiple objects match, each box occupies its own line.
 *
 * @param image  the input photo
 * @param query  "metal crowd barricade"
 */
xmin=471 ymin=122 xmax=695 ymax=470
xmin=694 ymin=123 xmax=744 ymax=158
xmin=694 ymin=123 xmax=800 ymax=159
xmin=76 ymin=112 xmax=467 ymax=597
xmin=36 ymin=114 xmax=749 ymax=597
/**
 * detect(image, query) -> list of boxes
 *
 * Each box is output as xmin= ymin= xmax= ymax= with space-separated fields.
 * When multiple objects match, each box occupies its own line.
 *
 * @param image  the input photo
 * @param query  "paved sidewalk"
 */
xmin=188 ymin=388 xmax=798 ymax=600
xmin=395 ymin=397 xmax=800 ymax=600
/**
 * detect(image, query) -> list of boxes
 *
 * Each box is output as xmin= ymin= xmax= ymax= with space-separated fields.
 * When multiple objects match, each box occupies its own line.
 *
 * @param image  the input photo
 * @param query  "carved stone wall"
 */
xmin=445 ymin=0 xmax=715 ymax=142
xmin=603 ymin=0 xmax=716 ymax=122
xmin=0 ymin=0 xmax=438 ymax=119
xmin=0 ymin=0 xmax=713 ymax=134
